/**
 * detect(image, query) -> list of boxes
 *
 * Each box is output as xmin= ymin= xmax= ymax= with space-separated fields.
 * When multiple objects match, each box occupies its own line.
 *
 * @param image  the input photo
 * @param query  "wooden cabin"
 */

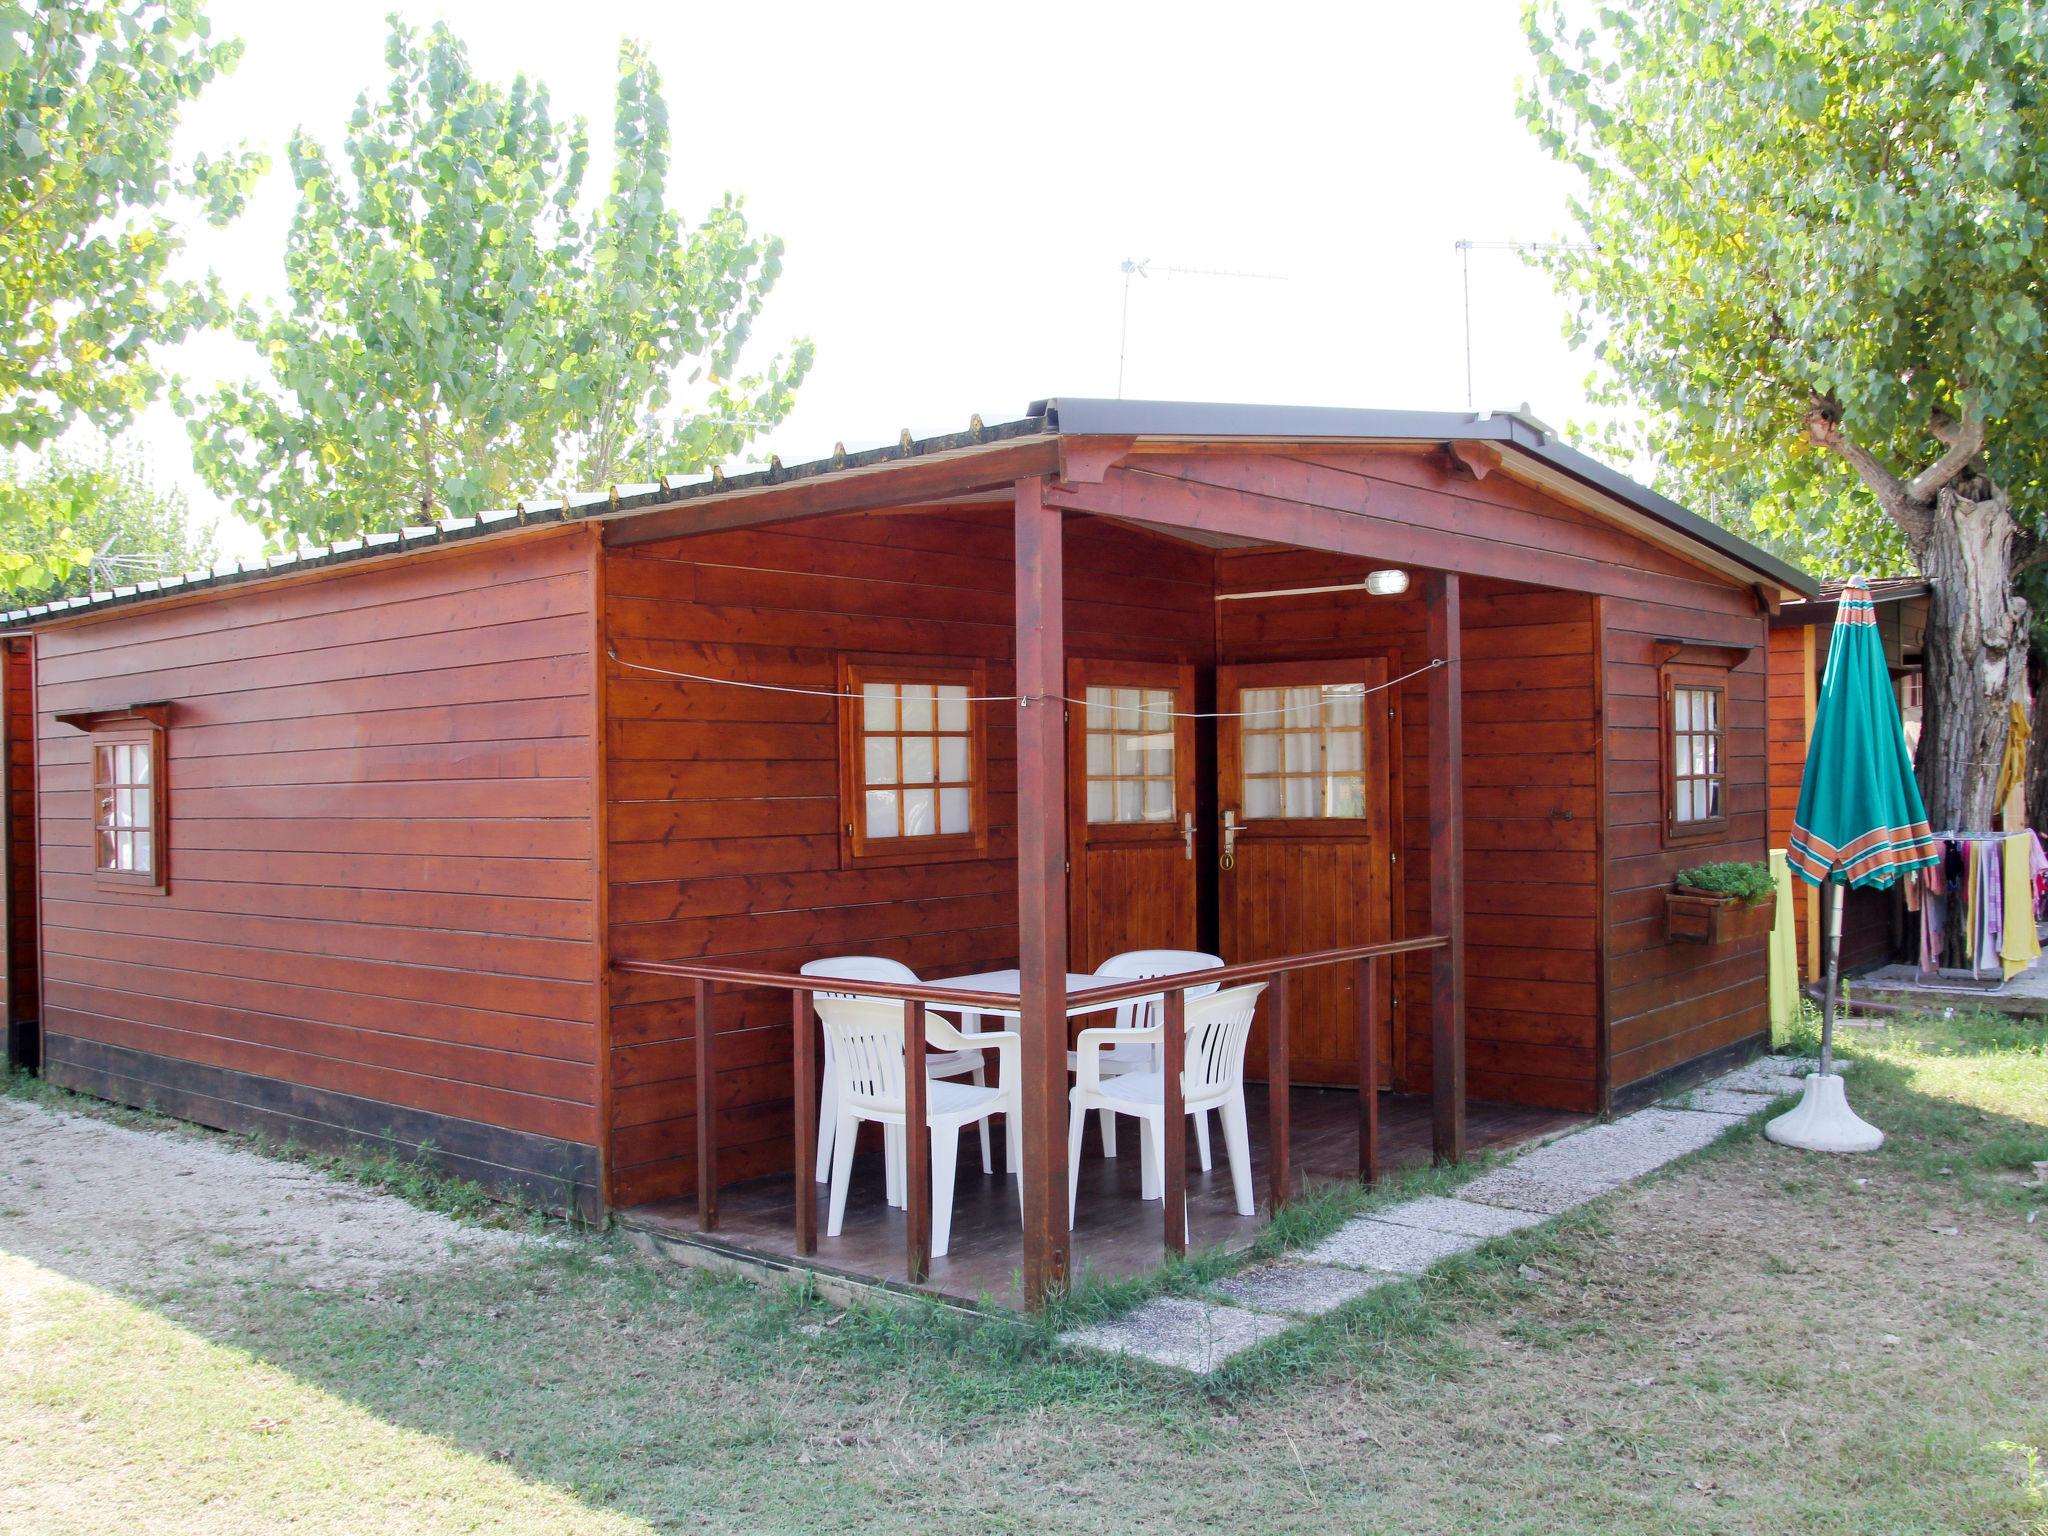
xmin=1767 ymin=577 xmax=1929 ymax=981
xmin=0 ymin=400 xmax=1816 ymax=1306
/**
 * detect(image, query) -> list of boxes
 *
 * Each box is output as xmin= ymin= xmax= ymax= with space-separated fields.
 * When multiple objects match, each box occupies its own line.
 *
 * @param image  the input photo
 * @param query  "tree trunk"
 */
xmin=1916 ymin=477 xmax=2028 ymax=831
xmin=2029 ymin=644 xmax=2048 ymax=833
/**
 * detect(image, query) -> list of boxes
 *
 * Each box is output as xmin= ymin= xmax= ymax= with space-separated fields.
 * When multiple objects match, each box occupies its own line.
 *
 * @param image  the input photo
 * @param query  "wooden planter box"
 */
xmin=1666 ymin=888 xmax=1777 ymax=946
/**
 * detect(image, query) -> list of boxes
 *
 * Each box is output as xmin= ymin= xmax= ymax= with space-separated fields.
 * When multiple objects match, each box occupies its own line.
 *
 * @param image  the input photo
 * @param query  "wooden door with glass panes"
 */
xmin=1217 ymin=658 xmax=1396 ymax=1086
xmin=1065 ymin=659 xmax=1198 ymax=970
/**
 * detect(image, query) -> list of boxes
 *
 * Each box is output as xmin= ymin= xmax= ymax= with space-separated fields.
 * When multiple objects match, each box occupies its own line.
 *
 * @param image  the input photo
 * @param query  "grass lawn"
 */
xmin=4 ymin=1011 xmax=2044 ymax=1535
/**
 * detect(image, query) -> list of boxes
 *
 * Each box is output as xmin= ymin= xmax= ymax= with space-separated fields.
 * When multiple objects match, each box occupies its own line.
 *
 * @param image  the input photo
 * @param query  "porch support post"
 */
xmin=1013 ymin=475 xmax=1071 ymax=1305
xmin=1424 ymin=571 xmax=1467 ymax=1164
xmin=695 ymin=978 xmax=719 ymax=1229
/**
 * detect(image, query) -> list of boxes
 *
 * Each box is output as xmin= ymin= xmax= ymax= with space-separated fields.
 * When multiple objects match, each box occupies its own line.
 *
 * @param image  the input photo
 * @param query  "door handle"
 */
xmin=1221 ymin=808 xmax=1238 ymax=871
xmin=1180 ymin=810 xmax=1195 ymax=861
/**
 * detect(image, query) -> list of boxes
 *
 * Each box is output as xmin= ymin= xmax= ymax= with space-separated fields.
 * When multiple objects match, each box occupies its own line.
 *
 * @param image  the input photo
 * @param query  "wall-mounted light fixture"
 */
xmin=1216 ymin=567 xmax=1415 ymax=602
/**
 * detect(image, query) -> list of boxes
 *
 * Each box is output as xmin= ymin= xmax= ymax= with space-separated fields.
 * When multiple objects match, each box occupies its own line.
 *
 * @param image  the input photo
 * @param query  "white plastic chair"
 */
xmin=1071 ymin=950 xmax=1226 ymax=1167
xmin=819 ymin=995 xmax=1020 ymax=1259
xmin=1067 ymin=981 xmax=1267 ymax=1228
xmin=799 ymin=956 xmax=993 ymax=1203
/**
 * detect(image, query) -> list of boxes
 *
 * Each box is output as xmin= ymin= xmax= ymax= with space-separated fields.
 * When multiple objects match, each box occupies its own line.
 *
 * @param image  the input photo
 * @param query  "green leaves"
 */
xmin=184 ymin=20 xmax=807 ymax=543
xmin=1521 ymin=0 xmax=2048 ymax=559
xmin=1 ymin=0 xmax=266 ymax=457
xmin=0 ymin=444 xmax=215 ymax=601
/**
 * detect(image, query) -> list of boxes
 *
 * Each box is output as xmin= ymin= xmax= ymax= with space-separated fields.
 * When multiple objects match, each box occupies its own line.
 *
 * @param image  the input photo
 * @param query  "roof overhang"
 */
xmin=0 ymin=396 xmax=1816 ymax=631
xmin=1034 ymin=398 xmax=1818 ymax=598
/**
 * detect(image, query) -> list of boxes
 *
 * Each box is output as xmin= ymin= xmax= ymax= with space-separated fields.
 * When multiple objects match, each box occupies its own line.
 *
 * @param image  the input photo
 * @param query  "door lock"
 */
xmin=1180 ymin=810 xmax=1196 ymax=862
xmin=1220 ymin=808 xmax=1239 ymax=871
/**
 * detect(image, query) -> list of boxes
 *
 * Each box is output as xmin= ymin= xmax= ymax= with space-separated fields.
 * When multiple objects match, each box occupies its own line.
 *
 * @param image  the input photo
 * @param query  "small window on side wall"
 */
xmin=1663 ymin=664 xmax=1728 ymax=841
xmin=838 ymin=657 xmax=988 ymax=866
xmin=58 ymin=707 xmax=170 ymax=894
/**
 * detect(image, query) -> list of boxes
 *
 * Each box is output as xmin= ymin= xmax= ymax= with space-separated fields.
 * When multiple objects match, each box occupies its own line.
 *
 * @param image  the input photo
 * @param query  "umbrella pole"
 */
xmin=1766 ymin=873 xmax=1881 ymax=1151
xmin=1820 ymin=878 xmax=1842 ymax=1079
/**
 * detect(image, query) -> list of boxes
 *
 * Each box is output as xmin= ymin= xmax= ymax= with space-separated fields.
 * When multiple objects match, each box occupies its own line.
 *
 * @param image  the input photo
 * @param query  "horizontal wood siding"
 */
xmin=1216 ymin=554 xmax=1601 ymax=1114
xmin=32 ymin=527 xmax=605 ymax=1211
xmin=603 ymin=508 xmax=1214 ymax=1208
xmin=1766 ymin=623 xmax=1816 ymax=978
xmin=1604 ymin=586 xmax=1772 ymax=1099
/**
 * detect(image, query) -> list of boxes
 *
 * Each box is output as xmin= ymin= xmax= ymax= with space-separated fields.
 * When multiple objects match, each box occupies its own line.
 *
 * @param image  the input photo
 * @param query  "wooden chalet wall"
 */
xmin=1766 ymin=623 xmax=1818 ymax=978
xmin=1215 ymin=558 xmax=1601 ymax=1113
xmin=4 ymin=637 xmax=37 ymax=1068
xmin=32 ymin=526 xmax=606 ymax=1214
xmin=1603 ymin=581 xmax=1773 ymax=1106
xmin=601 ymin=507 xmax=1214 ymax=1209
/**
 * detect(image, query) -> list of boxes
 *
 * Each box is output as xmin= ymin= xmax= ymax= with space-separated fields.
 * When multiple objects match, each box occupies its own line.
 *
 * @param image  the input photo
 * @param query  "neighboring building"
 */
xmin=1768 ymin=576 xmax=1930 ymax=980
xmin=0 ymin=399 xmax=1815 ymax=1299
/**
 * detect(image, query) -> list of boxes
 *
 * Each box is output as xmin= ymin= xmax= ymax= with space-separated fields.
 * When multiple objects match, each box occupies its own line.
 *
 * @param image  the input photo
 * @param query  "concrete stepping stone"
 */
xmin=1307 ymin=1217 xmax=1479 ymax=1273
xmin=1456 ymin=1166 xmax=1611 ymax=1216
xmin=1213 ymin=1261 xmax=1398 ymax=1317
xmin=1671 ymin=1086 xmax=1782 ymax=1117
xmin=1372 ymin=1193 xmax=1547 ymax=1239
xmin=1062 ymin=1295 xmax=1290 ymax=1375
xmin=1510 ymin=1106 xmax=1737 ymax=1186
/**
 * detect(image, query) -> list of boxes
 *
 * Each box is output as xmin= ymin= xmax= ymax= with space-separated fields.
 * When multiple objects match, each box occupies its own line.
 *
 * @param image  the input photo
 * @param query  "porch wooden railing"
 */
xmin=615 ymin=932 xmax=1450 ymax=1286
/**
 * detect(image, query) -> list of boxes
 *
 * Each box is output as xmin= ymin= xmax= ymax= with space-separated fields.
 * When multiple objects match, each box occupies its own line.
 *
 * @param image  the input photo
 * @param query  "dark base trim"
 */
xmin=44 ymin=1035 xmax=603 ymax=1222
xmin=1610 ymin=1030 xmax=1770 ymax=1117
xmin=6 ymin=1015 xmax=37 ymax=1074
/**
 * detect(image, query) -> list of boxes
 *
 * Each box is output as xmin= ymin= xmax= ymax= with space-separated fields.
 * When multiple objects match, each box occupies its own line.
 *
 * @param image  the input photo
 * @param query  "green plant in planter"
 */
xmin=1675 ymin=860 xmax=1775 ymax=905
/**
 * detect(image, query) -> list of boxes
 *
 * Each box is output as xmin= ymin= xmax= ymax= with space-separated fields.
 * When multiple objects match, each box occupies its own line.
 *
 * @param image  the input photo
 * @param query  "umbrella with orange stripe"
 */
xmin=1771 ymin=575 xmax=1935 ymax=1152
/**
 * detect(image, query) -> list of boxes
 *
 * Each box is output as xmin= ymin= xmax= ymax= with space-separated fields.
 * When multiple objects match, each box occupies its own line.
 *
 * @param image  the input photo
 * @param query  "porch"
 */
xmin=595 ymin=408 xmax=1742 ymax=1307
xmin=620 ymin=1084 xmax=1583 ymax=1309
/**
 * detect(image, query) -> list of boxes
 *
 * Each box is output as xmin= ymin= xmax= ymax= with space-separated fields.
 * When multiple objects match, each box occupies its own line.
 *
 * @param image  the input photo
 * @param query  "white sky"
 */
xmin=126 ymin=0 xmax=1601 ymax=559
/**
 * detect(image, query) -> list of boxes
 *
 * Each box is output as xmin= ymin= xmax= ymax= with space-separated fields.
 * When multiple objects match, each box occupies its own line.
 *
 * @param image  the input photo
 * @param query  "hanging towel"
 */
xmin=1768 ymin=850 xmax=1801 ymax=1031
xmin=1964 ymin=840 xmax=1981 ymax=973
xmin=2002 ymin=831 xmax=2041 ymax=979
xmin=1980 ymin=838 xmax=2005 ymax=975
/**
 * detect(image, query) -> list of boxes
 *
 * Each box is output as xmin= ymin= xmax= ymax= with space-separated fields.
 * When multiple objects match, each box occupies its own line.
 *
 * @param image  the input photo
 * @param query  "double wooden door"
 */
xmin=1065 ymin=655 xmax=1398 ymax=1087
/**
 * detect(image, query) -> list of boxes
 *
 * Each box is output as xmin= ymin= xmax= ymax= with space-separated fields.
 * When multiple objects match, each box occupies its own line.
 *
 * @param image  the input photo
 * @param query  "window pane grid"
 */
xmin=1240 ymin=683 xmax=1368 ymax=820
xmin=1669 ymin=684 xmax=1725 ymax=826
xmin=1083 ymin=685 xmax=1176 ymax=824
xmin=857 ymin=680 xmax=974 ymax=842
xmin=92 ymin=734 xmax=157 ymax=878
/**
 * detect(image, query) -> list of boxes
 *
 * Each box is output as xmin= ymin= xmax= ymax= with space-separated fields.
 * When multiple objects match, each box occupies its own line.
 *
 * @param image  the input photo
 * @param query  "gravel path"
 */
xmin=0 ymin=1098 xmax=529 ymax=1296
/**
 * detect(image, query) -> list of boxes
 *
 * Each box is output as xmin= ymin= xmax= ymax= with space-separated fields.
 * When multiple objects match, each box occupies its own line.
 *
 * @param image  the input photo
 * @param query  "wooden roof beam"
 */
xmin=600 ymin=436 xmax=1063 ymax=547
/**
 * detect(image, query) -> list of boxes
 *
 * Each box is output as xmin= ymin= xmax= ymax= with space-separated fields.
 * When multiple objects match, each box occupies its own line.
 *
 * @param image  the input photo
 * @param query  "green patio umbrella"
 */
xmin=1773 ymin=575 xmax=1936 ymax=1152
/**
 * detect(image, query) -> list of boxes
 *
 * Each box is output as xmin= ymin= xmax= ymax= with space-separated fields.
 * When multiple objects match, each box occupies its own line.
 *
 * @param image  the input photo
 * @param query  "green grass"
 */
xmin=6 ymin=1011 xmax=2045 ymax=1533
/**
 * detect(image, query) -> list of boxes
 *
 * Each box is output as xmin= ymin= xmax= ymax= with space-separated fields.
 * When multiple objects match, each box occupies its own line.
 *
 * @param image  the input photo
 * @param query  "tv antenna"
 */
xmin=1118 ymin=257 xmax=1286 ymax=398
xmin=1453 ymin=239 xmax=1592 ymax=409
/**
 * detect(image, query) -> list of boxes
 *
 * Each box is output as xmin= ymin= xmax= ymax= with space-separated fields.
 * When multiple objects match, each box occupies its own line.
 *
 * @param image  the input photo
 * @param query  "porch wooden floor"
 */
xmin=619 ymin=1087 xmax=1585 ymax=1309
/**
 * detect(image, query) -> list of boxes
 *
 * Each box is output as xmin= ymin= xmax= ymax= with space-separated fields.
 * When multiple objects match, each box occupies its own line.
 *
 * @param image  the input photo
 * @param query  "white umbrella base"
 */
xmin=1764 ymin=1073 xmax=1884 ymax=1154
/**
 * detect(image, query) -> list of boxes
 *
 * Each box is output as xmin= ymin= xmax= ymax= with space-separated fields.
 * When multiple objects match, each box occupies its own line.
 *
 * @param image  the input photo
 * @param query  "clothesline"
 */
xmin=604 ymin=646 xmax=1449 ymax=720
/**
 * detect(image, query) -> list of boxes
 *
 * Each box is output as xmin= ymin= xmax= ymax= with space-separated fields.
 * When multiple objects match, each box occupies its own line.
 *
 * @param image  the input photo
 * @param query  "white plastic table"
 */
xmin=924 ymin=968 xmax=1147 ymax=1177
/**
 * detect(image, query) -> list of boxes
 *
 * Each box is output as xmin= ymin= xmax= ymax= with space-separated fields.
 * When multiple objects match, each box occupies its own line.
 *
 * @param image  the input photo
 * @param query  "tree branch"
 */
xmin=1906 ymin=408 xmax=1986 ymax=503
xmin=1804 ymin=399 xmax=1932 ymax=546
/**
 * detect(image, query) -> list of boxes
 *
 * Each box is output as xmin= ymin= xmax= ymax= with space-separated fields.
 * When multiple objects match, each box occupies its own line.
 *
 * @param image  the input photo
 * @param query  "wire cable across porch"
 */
xmin=614 ymin=933 xmax=1449 ymax=1288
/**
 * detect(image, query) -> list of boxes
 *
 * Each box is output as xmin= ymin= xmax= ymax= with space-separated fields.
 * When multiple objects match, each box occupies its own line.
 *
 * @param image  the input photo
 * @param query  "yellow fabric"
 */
xmin=1998 ymin=700 xmax=2031 ymax=832
xmin=2001 ymin=831 xmax=2040 ymax=980
xmin=1768 ymin=849 xmax=1801 ymax=1031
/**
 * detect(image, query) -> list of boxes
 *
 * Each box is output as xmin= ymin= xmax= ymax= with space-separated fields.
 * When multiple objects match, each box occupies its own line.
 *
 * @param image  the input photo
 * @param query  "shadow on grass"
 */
xmin=10 ymin=1016 xmax=2041 ymax=1528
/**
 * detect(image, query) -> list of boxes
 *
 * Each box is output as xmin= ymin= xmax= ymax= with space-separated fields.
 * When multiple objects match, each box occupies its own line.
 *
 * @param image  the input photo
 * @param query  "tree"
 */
xmin=1522 ymin=0 xmax=2048 ymax=829
xmin=1 ymin=0 xmax=262 ymax=592
xmin=0 ymin=444 xmax=215 ymax=600
xmin=183 ymin=19 xmax=810 ymax=544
